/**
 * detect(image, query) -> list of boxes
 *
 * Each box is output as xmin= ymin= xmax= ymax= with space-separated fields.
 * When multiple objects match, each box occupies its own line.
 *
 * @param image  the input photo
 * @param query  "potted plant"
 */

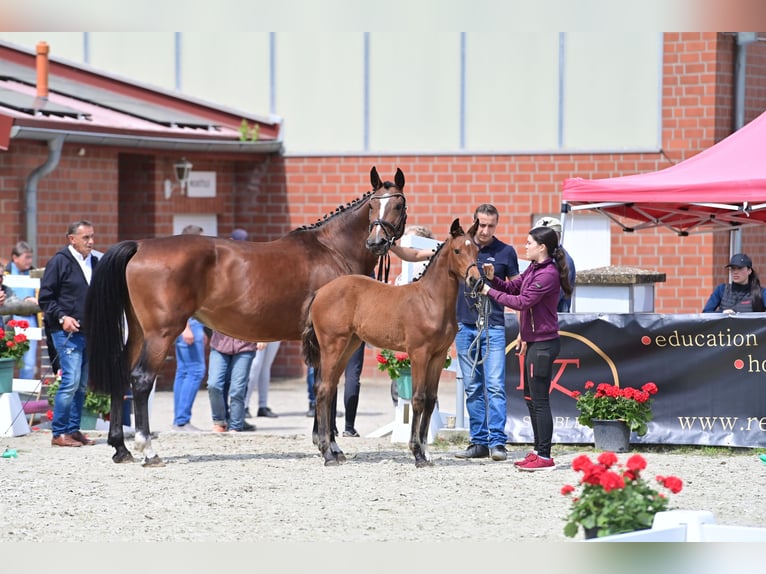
xmin=376 ymin=349 xmax=451 ymax=401
xmin=46 ymin=370 xmax=111 ymax=428
xmin=0 ymin=319 xmax=31 ymax=393
xmin=573 ymin=380 xmax=658 ymax=450
xmin=562 ymin=451 xmax=683 ymax=539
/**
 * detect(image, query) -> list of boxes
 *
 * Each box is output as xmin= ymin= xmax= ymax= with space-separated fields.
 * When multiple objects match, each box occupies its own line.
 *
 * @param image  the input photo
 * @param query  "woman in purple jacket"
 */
xmin=480 ymin=225 xmax=572 ymax=471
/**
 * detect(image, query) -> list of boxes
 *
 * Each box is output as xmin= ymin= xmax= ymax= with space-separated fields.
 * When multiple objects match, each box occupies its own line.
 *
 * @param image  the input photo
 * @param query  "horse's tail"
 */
xmin=301 ymin=293 xmax=321 ymax=374
xmin=85 ymin=240 xmax=139 ymax=396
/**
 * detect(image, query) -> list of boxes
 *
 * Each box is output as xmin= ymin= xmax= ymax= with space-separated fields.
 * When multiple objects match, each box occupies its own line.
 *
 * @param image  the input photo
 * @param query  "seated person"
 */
xmin=703 ymin=253 xmax=766 ymax=313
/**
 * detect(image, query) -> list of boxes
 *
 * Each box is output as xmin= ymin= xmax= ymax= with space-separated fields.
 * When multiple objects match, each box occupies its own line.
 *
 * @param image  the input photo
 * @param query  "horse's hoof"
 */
xmin=142 ymin=455 xmax=165 ymax=468
xmin=336 ymin=452 xmax=347 ymax=464
xmin=113 ymin=450 xmax=135 ymax=464
xmin=324 ymin=458 xmax=339 ymax=467
xmin=415 ymin=458 xmax=434 ymax=468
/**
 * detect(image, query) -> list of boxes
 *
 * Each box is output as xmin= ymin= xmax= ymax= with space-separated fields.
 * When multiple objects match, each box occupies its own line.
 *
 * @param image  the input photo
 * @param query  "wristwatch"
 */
xmin=59 ymin=316 xmax=66 ymax=325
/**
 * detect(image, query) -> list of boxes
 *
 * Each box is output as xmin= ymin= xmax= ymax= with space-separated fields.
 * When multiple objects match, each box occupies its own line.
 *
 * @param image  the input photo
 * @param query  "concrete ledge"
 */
xmin=576 ymin=265 xmax=666 ymax=285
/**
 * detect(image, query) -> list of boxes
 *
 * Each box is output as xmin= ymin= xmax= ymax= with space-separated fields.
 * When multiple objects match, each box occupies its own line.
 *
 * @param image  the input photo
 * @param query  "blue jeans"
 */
xmin=207 ymin=348 xmax=255 ymax=431
xmin=50 ymin=331 xmax=88 ymax=437
xmin=172 ymin=318 xmax=206 ymax=426
xmin=13 ymin=314 xmax=38 ymax=380
xmin=455 ymin=323 xmax=507 ymax=447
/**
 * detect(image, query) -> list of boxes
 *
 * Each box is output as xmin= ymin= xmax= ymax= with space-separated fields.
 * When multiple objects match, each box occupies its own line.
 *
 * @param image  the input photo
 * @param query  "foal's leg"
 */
xmin=409 ymin=363 xmax=442 ymax=467
xmin=314 ymin=370 xmax=344 ymax=465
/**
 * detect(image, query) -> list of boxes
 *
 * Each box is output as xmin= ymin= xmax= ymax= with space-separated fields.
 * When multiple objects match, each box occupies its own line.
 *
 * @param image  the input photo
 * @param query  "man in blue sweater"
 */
xmin=39 ymin=220 xmax=99 ymax=448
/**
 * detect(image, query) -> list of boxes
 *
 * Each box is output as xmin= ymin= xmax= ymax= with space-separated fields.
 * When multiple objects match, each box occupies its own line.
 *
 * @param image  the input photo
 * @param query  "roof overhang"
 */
xmin=11 ymin=124 xmax=283 ymax=154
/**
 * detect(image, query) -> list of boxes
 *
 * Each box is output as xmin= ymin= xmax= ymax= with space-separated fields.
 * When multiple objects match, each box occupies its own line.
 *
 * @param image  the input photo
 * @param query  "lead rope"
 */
xmin=464 ymin=286 xmax=492 ymax=377
xmin=376 ymin=252 xmax=392 ymax=283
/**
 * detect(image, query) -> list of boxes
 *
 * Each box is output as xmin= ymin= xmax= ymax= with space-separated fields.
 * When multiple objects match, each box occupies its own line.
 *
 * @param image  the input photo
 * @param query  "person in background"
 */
xmin=206 ymin=330 xmax=258 ymax=432
xmin=6 ymin=241 xmax=40 ymax=379
xmin=703 ymin=253 xmax=766 ymax=313
xmin=171 ymin=224 xmax=207 ymax=431
xmin=38 ymin=220 xmax=99 ymax=447
xmin=205 ymin=228 xmax=258 ymax=433
xmin=533 ymin=217 xmax=576 ymax=312
xmin=226 ymin=228 xmax=281 ymax=420
xmin=480 ymin=225 xmax=572 ymax=471
xmin=453 ymin=204 xmax=519 ymax=462
xmin=306 ymin=365 xmax=316 ymax=417
xmin=339 ymin=343 xmax=365 ymax=437
xmin=305 ymin=346 xmax=366 ymax=437
xmin=245 ymin=341 xmax=280 ymax=418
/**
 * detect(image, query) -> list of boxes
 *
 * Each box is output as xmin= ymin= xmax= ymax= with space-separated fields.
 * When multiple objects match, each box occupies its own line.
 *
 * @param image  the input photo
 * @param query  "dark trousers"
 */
xmin=523 ymin=338 xmax=560 ymax=458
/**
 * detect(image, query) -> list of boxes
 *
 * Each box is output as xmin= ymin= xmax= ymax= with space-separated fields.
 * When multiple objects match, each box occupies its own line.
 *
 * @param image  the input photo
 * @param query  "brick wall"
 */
xmin=4 ymin=33 xmax=766 ymax=387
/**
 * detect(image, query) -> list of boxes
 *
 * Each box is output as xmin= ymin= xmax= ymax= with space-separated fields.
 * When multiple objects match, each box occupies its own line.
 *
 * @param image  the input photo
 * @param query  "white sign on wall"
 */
xmin=186 ymin=171 xmax=217 ymax=198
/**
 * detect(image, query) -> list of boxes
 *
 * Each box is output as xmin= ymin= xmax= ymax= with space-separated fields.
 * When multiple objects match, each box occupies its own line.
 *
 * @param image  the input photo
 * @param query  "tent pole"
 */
xmin=730 ymin=228 xmax=742 ymax=257
xmin=560 ymin=201 xmax=571 ymax=242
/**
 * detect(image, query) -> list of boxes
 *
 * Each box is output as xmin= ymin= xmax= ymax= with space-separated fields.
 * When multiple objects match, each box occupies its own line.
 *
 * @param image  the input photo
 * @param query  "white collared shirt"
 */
xmin=67 ymin=245 xmax=93 ymax=285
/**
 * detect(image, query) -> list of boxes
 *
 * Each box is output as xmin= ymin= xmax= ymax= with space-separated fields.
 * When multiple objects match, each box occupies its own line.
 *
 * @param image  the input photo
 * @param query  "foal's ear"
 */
xmin=394 ymin=168 xmax=405 ymax=189
xmin=370 ymin=166 xmax=382 ymax=190
xmin=450 ymin=218 xmax=464 ymax=238
xmin=467 ymin=219 xmax=479 ymax=237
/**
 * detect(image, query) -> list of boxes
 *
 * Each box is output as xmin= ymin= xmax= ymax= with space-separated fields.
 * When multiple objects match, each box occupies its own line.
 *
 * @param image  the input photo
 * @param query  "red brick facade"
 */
xmin=3 ymin=33 xmax=766 ymax=386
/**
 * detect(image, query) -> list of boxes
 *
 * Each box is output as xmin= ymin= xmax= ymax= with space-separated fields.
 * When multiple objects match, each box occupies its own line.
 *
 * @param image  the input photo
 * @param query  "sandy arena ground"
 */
xmin=1 ymin=376 xmax=765 ymax=545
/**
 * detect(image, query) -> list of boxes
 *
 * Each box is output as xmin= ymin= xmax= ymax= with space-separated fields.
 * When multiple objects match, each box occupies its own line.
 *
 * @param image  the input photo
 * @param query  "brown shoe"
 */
xmin=51 ymin=434 xmax=82 ymax=447
xmin=70 ymin=431 xmax=96 ymax=445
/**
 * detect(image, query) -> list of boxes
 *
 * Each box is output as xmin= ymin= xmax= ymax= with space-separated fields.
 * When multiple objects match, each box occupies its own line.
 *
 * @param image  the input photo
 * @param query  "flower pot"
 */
xmin=80 ymin=410 xmax=99 ymax=430
xmin=0 ymin=357 xmax=15 ymax=394
xmin=583 ymin=526 xmax=599 ymax=540
xmin=394 ymin=368 xmax=412 ymax=401
xmin=592 ymin=419 xmax=630 ymax=452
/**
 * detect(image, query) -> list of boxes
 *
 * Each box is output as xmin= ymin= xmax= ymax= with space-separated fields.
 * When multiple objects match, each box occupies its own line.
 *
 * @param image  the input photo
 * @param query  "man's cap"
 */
xmin=534 ymin=216 xmax=562 ymax=233
xmin=230 ymin=228 xmax=249 ymax=241
xmin=726 ymin=253 xmax=752 ymax=268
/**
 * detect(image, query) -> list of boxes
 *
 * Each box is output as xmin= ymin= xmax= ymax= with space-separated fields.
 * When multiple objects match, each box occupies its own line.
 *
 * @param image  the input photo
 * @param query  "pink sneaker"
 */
xmin=514 ymin=452 xmax=538 ymax=467
xmin=518 ymin=455 xmax=556 ymax=471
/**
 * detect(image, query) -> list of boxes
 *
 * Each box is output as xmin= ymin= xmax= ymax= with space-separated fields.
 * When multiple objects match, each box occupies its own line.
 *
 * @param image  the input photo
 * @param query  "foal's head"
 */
xmin=448 ymin=218 xmax=482 ymax=289
xmin=366 ymin=166 xmax=407 ymax=256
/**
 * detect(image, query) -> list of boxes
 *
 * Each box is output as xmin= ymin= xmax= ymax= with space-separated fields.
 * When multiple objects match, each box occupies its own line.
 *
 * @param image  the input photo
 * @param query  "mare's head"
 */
xmin=447 ymin=218 xmax=482 ymax=290
xmin=366 ymin=166 xmax=408 ymax=256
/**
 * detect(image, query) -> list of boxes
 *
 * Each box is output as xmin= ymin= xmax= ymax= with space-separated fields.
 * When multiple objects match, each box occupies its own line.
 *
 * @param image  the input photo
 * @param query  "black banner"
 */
xmin=504 ymin=313 xmax=766 ymax=447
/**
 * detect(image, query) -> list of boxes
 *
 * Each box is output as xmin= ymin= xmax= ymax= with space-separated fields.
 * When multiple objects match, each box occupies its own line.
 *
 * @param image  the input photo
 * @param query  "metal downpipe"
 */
xmin=24 ymin=135 xmax=64 ymax=266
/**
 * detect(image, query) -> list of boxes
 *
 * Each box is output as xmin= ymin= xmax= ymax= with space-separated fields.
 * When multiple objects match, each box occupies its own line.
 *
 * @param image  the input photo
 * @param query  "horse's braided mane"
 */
xmin=293 ymin=190 xmax=375 ymax=233
xmin=411 ymin=238 xmax=446 ymax=282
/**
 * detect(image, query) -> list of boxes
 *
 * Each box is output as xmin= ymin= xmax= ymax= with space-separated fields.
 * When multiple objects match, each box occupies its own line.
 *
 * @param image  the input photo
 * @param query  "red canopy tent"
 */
xmin=562 ymin=110 xmax=766 ymax=236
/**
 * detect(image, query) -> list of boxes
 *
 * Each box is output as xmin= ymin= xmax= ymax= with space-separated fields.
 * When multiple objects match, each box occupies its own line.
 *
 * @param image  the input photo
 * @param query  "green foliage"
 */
xmin=375 ymin=349 xmax=451 ymax=380
xmin=574 ymin=381 xmax=659 ymax=436
xmin=47 ymin=372 xmax=111 ymax=416
xmin=562 ymin=452 xmax=683 ymax=538
xmin=238 ymin=119 xmax=260 ymax=142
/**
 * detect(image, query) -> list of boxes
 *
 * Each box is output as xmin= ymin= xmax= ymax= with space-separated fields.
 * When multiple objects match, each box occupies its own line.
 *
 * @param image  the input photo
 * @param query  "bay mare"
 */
xmin=84 ymin=167 xmax=408 ymax=466
xmin=303 ymin=218 xmax=482 ymax=467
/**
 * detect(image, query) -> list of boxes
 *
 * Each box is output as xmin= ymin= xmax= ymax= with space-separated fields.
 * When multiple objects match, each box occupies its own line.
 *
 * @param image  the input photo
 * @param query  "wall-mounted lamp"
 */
xmin=164 ymin=157 xmax=194 ymax=199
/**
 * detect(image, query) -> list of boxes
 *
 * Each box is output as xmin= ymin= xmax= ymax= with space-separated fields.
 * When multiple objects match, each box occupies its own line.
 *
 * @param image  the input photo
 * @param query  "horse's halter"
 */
xmin=368 ymin=192 xmax=408 ymax=244
xmin=369 ymin=191 xmax=408 ymax=282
